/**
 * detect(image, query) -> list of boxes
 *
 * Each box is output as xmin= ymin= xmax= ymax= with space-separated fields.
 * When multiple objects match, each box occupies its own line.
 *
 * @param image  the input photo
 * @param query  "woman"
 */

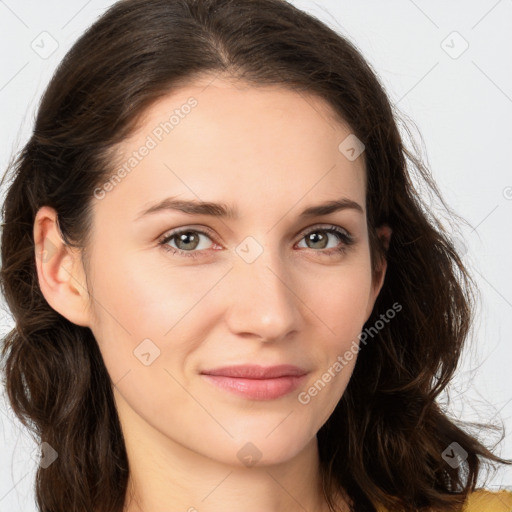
xmin=1 ymin=0 xmax=511 ymax=511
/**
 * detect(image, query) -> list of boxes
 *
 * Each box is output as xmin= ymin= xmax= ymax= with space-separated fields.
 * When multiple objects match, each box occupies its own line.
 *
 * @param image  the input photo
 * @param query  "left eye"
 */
xmin=297 ymin=227 xmax=349 ymax=250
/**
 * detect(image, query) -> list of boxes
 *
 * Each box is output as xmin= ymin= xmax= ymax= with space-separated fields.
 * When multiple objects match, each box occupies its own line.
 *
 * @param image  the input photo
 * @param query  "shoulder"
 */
xmin=375 ymin=489 xmax=512 ymax=512
xmin=462 ymin=488 xmax=512 ymax=512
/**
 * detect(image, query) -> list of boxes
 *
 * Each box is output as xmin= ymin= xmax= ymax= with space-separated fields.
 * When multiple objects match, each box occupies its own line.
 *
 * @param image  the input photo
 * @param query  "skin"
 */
xmin=34 ymin=75 xmax=392 ymax=512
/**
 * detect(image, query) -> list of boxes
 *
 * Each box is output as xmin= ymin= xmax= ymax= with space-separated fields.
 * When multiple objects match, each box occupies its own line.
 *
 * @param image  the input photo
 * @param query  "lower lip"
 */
xmin=201 ymin=374 xmax=307 ymax=400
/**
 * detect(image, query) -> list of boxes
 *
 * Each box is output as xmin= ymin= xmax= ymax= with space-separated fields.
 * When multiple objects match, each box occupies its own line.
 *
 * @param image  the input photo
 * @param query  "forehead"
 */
xmin=98 ymin=76 xmax=367 ymax=220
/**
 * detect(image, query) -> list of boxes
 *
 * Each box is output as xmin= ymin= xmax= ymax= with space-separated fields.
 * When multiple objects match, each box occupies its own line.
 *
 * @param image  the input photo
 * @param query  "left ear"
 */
xmin=365 ymin=224 xmax=392 ymax=321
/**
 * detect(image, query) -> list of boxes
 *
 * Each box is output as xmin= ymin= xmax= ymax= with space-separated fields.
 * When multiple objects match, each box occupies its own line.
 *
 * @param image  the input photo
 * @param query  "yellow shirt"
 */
xmin=376 ymin=489 xmax=512 ymax=512
xmin=461 ymin=490 xmax=512 ymax=512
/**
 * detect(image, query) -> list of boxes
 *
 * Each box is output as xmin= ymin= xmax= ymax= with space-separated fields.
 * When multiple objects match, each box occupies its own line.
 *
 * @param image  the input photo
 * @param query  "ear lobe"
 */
xmin=33 ymin=206 xmax=91 ymax=327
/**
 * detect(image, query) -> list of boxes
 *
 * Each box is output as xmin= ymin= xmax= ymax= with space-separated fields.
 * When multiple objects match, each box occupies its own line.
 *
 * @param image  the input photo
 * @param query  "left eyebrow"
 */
xmin=134 ymin=196 xmax=364 ymax=221
xmin=299 ymin=198 xmax=364 ymax=217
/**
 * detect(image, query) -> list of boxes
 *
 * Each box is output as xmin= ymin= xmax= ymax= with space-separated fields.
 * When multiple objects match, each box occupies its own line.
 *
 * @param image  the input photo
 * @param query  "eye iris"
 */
xmin=176 ymin=232 xmax=200 ymax=250
xmin=306 ymin=231 xmax=328 ymax=249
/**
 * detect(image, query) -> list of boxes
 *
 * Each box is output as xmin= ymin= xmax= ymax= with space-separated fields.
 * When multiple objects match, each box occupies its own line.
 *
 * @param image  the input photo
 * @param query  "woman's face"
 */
xmin=78 ymin=76 xmax=389 ymax=466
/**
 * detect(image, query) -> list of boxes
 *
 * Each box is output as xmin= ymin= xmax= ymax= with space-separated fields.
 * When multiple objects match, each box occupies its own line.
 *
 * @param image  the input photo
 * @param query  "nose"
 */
xmin=223 ymin=243 xmax=302 ymax=343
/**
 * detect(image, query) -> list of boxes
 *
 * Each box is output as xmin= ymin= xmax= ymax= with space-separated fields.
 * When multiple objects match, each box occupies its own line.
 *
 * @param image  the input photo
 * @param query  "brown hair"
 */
xmin=1 ymin=1 xmax=510 ymax=511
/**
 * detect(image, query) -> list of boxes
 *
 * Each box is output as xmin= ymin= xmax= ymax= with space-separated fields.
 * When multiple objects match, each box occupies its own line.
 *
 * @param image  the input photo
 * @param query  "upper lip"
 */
xmin=200 ymin=364 xmax=308 ymax=379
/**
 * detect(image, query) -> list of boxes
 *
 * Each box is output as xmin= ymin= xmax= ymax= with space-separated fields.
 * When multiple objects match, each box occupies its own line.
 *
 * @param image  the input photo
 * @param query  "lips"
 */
xmin=200 ymin=364 xmax=309 ymax=400
xmin=200 ymin=364 xmax=308 ymax=379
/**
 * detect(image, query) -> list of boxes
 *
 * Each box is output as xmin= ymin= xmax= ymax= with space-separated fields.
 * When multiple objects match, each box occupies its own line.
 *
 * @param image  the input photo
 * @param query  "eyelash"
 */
xmin=158 ymin=225 xmax=355 ymax=260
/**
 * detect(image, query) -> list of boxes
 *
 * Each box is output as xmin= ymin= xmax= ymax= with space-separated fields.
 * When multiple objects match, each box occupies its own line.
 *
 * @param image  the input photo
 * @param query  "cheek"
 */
xmin=301 ymin=260 xmax=374 ymax=339
xmin=291 ymin=261 xmax=374 ymax=403
xmin=86 ymin=253 xmax=205 ymax=429
xmin=86 ymin=249 xmax=226 ymax=377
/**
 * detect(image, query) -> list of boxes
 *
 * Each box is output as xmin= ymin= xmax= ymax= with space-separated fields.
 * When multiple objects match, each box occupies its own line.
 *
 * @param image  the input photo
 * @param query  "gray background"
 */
xmin=1 ymin=0 xmax=511 ymax=510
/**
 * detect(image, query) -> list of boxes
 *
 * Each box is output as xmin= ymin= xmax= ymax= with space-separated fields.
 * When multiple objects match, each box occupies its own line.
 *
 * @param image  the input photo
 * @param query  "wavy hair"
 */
xmin=1 ymin=1 xmax=510 ymax=511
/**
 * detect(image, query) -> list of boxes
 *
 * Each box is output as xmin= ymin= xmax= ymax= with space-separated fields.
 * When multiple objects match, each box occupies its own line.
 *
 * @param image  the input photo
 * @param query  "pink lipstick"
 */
xmin=200 ymin=364 xmax=308 ymax=400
